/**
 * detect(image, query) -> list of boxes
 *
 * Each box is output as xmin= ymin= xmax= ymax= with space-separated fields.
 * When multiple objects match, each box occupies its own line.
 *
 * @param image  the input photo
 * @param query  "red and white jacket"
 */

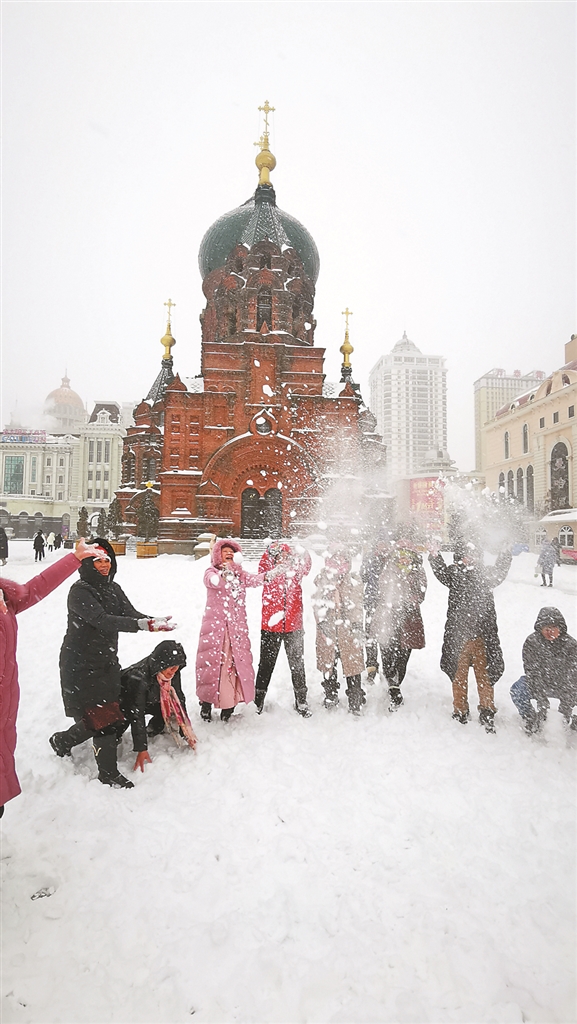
xmin=258 ymin=546 xmax=311 ymax=633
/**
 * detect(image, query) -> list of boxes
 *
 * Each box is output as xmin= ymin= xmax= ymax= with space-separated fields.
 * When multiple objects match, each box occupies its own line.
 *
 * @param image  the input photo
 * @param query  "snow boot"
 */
xmin=323 ymin=693 xmax=339 ymax=709
xmin=49 ymin=719 xmax=92 ymax=757
xmin=146 ymin=714 xmax=165 ymax=737
xmin=295 ymin=700 xmax=312 ymax=718
xmin=199 ymin=702 xmax=212 ymax=722
xmin=49 ymin=732 xmax=73 ymax=757
xmin=452 ymin=710 xmax=469 ymax=725
xmin=479 ymin=708 xmax=496 ymax=733
xmin=98 ymin=771 xmax=134 ymax=789
xmin=220 ymin=707 xmax=235 ymax=722
xmin=366 ymin=666 xmax=378 ymax=685
xmin=388 ymin=687 xmax=404 ymax=712
xmin=254 ymin=690 xmax=266 ymax=714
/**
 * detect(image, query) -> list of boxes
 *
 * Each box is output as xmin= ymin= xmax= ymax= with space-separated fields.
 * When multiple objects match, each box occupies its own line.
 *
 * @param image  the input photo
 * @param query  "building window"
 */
xmin=96 ymin=441 xmax=102 ymax=463
xmin=507 ymin=470 xmax=514 ymax=497
xmin=58 ymin=475 xmax=63 ymax=484
xmin=103 ymin=489 xmax=109 ymax=500
xmin=57 ymin=492 xmax=63 ymax=500
xmin=95 ymin=489 xmax=101 ymax=499
xmin=498 ymin=471 xmax=505 ymax=497
xmin=96 ymin=471 xmax=101 ymax=481
xmin=88 ymin=471 xmax=93 ymax=480
xmin=550 ymin=441 xmax=569 ymax=510
xmin=256 ymin=288 xmax=272 ymax=331
xmin=259 ymin=253 xmax=271 ymax=270
xmin=228 ymin=311 xmax=236 ymax=336
xmin=526 ymin=465 xmax=534 ymax=514
xmin=504 ymin=431 xmax=510 ymax=459
xmin=562 ymin=374 xmax=570 ymax=387
xmin=559 ymin=526 xmax=574 ymax=548
xmin=59 ymin=458 xmax=64 ymax=467
xmin=31 ymin=457 xmax=37 ymax=483
xmin=87 ymin=489 xmax=93 ymax=499
xmin=104 ymin=470 xmax=109 ymax=481
xmin=522 ymin=424 xmax=529 ymax=454
xmin=3 ymin=456 xmax=24 ymax=494
xmin=516 ymin=467 xmax=524 ymax=504
xmin=553 ymin=411 xmax=559 ymax=424
xmin=105 ymin=440 xmax=110 ymax=463
xmin=569 ymin=406 xmax=575 ymax=418
xmin=46 ymin=475 xmax=51 ymax=484
xmin=89 ymin=441 xmax=95 ymax=463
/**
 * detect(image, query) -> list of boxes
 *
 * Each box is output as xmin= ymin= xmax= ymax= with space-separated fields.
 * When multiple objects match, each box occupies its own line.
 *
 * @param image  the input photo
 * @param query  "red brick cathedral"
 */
xmin=118 ymin=107 xmax=384 ymax=552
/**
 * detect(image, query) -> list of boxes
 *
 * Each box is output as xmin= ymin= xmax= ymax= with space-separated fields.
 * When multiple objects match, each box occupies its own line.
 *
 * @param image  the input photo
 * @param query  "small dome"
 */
xmin=199 ymin=184 xmax=320 ymax=283
xmin=45 ymin=374 xmax=84 ymax=410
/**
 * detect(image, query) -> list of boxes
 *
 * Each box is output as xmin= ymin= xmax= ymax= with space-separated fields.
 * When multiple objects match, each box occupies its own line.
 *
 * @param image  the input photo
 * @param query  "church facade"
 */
xmin=117 ymin=110 xmax=384 ymax=551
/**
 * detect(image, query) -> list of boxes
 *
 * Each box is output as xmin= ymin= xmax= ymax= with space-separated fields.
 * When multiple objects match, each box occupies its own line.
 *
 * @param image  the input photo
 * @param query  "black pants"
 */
xmin=255 ymin=630 xmax=307 ymax=703
xmin=322 ymin=658 xmax=366 ymax=709
xmin=380 ymin=639 xmax=412 ymax=687
xmin=58 ymin=716 xmax=122 ymax=777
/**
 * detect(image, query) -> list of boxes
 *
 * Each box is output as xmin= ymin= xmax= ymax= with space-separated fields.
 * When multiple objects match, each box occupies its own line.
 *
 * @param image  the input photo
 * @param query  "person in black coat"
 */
xmin=119 ymin=641 xmax=188 ymax=772
xmin=49 ymin=538 xmax=175 ymax=788
xmin=33 ymin=531 xmax=45 ymax=561
xmin=360 ymin=538 xmax=390 ymax=682
xmin=0 ymin=527 xmax=8 ymax=566
xmin=511 ymin=607 xmax=577 ymax=733
xmin=429 ymin=540 xmax=512 ymax=732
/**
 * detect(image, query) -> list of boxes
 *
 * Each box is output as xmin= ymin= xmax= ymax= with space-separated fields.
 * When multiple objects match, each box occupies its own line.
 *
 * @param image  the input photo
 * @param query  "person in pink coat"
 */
xmin=0 ymin=539 xmax=102 ymax=816
xmin=195 ymin=538 xmax=266 ymax=722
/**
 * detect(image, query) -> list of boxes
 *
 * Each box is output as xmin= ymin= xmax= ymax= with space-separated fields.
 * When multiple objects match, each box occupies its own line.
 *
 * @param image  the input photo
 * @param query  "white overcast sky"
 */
xmin=2 ymin=1 xmax=575 ymax=470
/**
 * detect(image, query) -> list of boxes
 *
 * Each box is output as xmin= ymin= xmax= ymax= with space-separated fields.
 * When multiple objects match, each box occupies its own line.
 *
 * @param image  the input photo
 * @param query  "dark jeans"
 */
xmin=366 ymin=638 xmax=412 ymax=687
xmin=511 ymin=675 xmax=576 ymax=720
xmin=58 ymin=715 xmax=123 ymax=777
xmin=255 ymin=630 xmax=307 ymax=703
xmin=322 ymin=658 xmax=366 ymax=709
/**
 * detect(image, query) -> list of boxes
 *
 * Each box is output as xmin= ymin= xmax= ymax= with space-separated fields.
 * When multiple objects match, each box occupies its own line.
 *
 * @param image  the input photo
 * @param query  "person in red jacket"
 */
xmin=254 ymin=541 xmax=312 ymax=716
xmin=0 ymin=538 xmax=102 ymax=817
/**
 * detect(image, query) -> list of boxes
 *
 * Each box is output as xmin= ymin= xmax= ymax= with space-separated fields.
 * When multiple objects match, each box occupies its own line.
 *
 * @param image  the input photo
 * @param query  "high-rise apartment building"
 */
xmin=369 ymin=332 xmax=447 ymax=483
xmin=474 ymin=367 xmax=546 ymax=470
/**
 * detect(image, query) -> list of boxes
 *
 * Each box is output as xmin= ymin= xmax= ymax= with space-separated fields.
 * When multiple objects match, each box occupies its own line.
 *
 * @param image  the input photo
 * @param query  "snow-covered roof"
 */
xmin=540 ymin=508 xmax=577 ymax=523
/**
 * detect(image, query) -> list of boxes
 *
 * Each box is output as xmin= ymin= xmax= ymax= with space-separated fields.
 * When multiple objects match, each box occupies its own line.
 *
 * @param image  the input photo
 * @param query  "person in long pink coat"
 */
xmin=195 ymin=538 xmax=266 ymax=722
xmin=0 ymin=539 xmax=102 ymax=815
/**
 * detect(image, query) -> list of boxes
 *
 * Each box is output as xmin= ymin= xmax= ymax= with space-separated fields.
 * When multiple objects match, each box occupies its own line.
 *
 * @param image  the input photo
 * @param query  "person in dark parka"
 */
xmin=360 ymin=538 xmax=390 ymax=682
xmin=0 ymin=527 xmax=8 ymax=565
xmin=119 ymin=641 xmax=188 ymax=771
xmin=49 ymin=538 xmax=175 ymax=788
xmin=536 ymin=540 xmax=557 ymax=587
xmin=33 ymin=531 xmax=45 ymax=562
xmin=429 ymin=540 xmax=512 ymax=732
xmin=511 ymin=607 xmax=577 ymax=733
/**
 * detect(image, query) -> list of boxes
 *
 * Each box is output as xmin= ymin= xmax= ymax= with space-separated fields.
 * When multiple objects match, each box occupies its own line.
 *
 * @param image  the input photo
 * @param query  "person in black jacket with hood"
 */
xmin=119 ymin=640 xmax=194 ymax=772
xmin=429 ymin=538 xmax=512 ymax=732
xmin=49 ymin=538 xmax=175 ymax=788
xmin=511 ymin=607 xmax=577 ymax=733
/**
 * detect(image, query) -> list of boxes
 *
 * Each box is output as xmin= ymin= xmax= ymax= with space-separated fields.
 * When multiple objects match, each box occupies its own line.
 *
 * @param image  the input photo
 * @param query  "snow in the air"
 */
xmin=1 ymin=542 xmax=576 ymax=1024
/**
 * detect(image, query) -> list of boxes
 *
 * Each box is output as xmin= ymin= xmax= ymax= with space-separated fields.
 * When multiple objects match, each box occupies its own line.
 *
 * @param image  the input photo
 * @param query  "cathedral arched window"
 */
xmin=228 ymin=311 xmax=236 ymax=337
xmin=504 ymin=431 xmax=510 ymax=459
xmin=522 ymin=424 xmax=529 ymax=454
xmin=123 ymin=455 xmax=135 ymax=485
xmin=550 ymin=441 xmax=569 ymax=510
xmin=507 ymin=469 xmax=514 ymax=497
xmin=259 ymin=254 xmax=271 ymax=270
xmin=148 ymin=458 xmax=157 ymax=481
xmin=257 ymin=289 xmax=272 ymax=331
xmin=516 ymin=467 xmax=524 ymax=504
xmin=498 ymin=472 xmax=505 ymax=497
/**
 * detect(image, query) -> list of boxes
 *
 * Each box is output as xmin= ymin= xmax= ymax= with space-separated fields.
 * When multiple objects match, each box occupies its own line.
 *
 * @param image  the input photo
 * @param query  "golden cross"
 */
xmin=258 ymin=100 xmax=275 ymax=135
xmin=341 ymin=307 xmax=353 ymax=331
xmin=164 ymin=298 xmax=176 ymax=323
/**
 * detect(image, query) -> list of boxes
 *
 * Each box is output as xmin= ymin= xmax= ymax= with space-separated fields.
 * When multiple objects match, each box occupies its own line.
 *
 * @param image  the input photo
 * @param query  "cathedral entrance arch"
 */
xmin=241 ymin=488 xmax=283 ymax=539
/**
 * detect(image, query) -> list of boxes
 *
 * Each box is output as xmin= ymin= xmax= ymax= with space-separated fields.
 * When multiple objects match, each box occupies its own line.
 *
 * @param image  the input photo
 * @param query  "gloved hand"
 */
xmin=138 ymin=616 xmax=176 ymax=632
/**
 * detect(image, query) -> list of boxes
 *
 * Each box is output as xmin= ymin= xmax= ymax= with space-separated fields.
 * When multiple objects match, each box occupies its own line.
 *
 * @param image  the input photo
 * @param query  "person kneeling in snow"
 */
xmin=195 ymin=539 xmax=266 ymax=723
xmin=50 ymin=538 xmax=176 ymax=789
xmin=119 ymin=641 xmax=196 ymax=772
xmin=429 ymin=538 xmax=512 ymax=733
xmin=254 ymin=541 xmax=312 ymax=717
xmin=510 ymin=607 xmax=577 ymax=734
xmin=313 ymin=545 xmax=366 ymax=715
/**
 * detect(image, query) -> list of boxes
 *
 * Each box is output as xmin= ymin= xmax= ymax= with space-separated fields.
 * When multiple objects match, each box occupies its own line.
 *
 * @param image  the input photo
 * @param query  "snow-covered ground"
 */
xmin=2 ymin=541 xmax=576 ymax=1024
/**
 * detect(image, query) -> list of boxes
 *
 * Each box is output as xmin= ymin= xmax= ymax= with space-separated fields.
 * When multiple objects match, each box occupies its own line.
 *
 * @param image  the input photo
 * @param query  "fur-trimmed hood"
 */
xmin=211 ymin=538 xmax=242 ymax=567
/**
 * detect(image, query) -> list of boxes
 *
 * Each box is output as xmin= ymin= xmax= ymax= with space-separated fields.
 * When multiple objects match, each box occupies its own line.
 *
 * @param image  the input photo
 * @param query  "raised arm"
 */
xmin=485 ymin=550 xmax=513 ymax=589
xmin=428 ymin=553 xmax=452 ymax=588
xmin=9 ymin=553 xmax=80 ymax=614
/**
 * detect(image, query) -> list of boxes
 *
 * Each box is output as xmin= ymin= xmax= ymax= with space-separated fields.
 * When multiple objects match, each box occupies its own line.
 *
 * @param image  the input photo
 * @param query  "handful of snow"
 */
xmin=233 ymin=552 xmax=243 ymax=564
xmin=210 ymin=573 xmax=220 ymax=587
xmin=268 ymin=611 xmax=285 ymax=628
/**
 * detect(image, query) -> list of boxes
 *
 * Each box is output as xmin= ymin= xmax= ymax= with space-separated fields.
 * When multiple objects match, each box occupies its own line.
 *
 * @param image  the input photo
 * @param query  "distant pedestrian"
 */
xmin=536 ymin=540 xmax=556 ymax=588
xmin=313 ymin=544 xmax=366 ymax=715
xmin=54 ymin=534 xmax=63 ymax=550
xmin=46 ymin=532 xmax=55 ymax=552
xmin=33 ymin=531 xmax=45 ymax=562
xmin=0 ymin=527 xmax=8 ymax=566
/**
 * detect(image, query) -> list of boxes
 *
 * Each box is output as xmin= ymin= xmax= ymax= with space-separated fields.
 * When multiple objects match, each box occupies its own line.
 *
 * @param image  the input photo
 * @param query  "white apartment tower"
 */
xmin=369 ymin=332 xmax=447 ymax=482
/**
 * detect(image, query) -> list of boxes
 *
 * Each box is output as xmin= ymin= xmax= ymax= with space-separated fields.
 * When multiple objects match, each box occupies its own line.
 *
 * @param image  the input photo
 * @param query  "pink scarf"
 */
xmin=158 ymin=671 xmax=197 ymax=750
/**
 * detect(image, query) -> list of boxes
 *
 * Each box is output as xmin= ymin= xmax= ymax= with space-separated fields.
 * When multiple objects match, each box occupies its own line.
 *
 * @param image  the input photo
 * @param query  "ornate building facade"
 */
xmin=118 ymin=108 xmax=384 ymax=551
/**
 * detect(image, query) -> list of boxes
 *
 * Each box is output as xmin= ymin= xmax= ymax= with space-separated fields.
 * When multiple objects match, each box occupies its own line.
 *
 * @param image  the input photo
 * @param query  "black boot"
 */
xmin=199 ymin=702 xmax=212 ymax=722
xmin=452 ymin=709 xmax=469 ymax=725
xmin=220 ymin=707 xmax=235 ymax=722
xmin=49 ymin=720 xmax=92 ymax=757
xmin=254 ymin=690 xmax=266 ymax=714
xmin=479 ymin=708 xmax=496 ymax=733
xmin=93 ymin=731 xmax=133 ymax=788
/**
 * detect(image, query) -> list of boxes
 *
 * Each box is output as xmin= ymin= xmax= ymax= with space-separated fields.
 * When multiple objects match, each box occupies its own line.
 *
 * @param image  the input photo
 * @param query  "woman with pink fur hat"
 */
xmin=195 ymin=539 xmax=268 ymax=722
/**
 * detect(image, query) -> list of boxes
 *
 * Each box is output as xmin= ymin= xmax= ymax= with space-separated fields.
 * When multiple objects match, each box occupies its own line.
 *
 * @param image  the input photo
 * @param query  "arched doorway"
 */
xmin=550 ymin=441 xmax=569 ymax=510
xmin=241 ymin=488 xmax=283 ymax=539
